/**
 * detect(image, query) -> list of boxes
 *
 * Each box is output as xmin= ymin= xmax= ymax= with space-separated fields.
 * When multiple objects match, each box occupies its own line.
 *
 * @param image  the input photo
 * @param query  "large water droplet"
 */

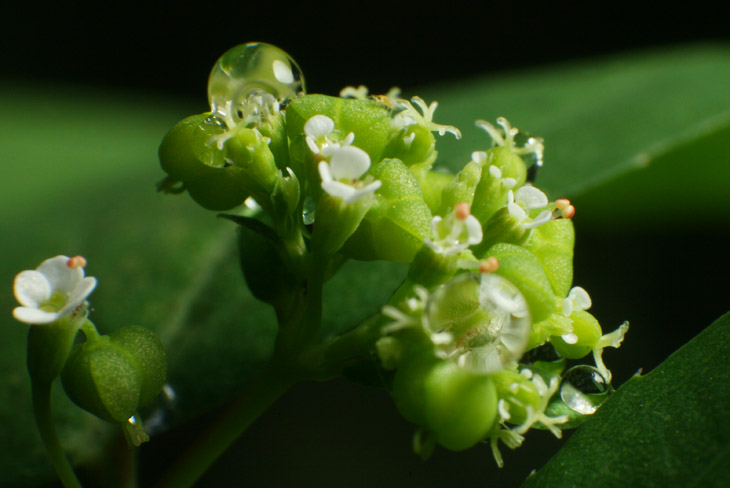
xmin=560 ymin=365 xmax=610 ymax=415
xmin=208 ymin=42 xmax=305 ymax=118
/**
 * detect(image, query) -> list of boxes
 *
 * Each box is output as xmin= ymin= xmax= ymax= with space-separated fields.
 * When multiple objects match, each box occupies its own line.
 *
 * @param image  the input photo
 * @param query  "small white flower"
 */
xmin=339 ymin=85 xmax=369 ymax=99
xmin=208 ymin=92 xmax=279 ymax=150
xmin=391 ymin=96 xmax=461 ymax=139
xmin=593 ymin=321 xmax=630 ymax=383
xmin=476 ymin=117 xmax=544 ymax=166
xmin=424 ymin=203 xmax=483 ymax=256
xmin=507 ymin=186 xmax=552 ymax=230
xmin=318 ymin=145 xmax=381 ymax=204
xmin=13 ymin=255 xmax=96 ymax=325
xmin=304 ymin=114 xmax=354 ymax=156
xmin=562 ymin=286 xmax=592 ymax=317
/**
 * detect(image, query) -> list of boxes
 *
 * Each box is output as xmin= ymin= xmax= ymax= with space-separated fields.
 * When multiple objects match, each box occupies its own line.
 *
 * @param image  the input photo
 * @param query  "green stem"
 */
xmin=154 ymin=365 xmax=294 ymax=488
xmin=31 ymin=380 xmax=83 ymax=488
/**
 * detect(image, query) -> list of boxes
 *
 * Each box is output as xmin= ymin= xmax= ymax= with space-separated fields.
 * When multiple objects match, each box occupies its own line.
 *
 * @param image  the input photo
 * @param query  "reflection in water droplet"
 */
xmin=208 ymin=42 xmax=305 ymax=119
xmin=142 ymin=383 xmax=178 ymax=436
xmin=560 ymin=365 xmax=610 ymax=415
xmin=302 ymin=196 xmax=316 ymax=225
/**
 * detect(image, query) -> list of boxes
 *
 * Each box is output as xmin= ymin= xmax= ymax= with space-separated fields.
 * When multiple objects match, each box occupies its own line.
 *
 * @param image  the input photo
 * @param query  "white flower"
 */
xmin=424 ymin=203 xmax=483 ymax=256
xmin=13 ymin=255 xmax=96 ymax=324
xmin=391 ymin=96 xmax=461 ymax=139
xmin=318 ymin=145 xmax=381 ymax=204
xmin=562 ymin=286 xmax=592 ymax=317
xmin=476 ymin=117 xmax=544 ymax=166
xmin=304 ymin=114 xmax=354 ymax=156
xmin=507 ymin=186 xmax=552 ymax=230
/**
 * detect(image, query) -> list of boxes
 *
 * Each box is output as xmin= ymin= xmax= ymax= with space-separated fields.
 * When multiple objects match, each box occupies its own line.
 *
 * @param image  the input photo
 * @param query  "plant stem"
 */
xmin=154 ymin=365 xmax=294 ymax=488
xmin=31 ymin=381 xmax=83 ymax=488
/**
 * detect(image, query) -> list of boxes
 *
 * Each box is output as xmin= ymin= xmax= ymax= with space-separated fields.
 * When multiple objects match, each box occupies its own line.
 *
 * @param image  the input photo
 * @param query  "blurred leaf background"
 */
xmin=2 ymin=4 xmax=729 ymax=487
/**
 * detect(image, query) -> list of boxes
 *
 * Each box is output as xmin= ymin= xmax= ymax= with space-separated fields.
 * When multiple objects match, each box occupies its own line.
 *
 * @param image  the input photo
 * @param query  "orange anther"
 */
xmin=562 ymin=205 xmax=576 ymax=219
xmin=67 ymin=256 xmax=87 ymax=268
xmin=454 ymin=202 xmax=471 ymax=220
xmin=555 ymin=198 xmax=571 ymax=210
xmin=479 ymin=257 xmax=499 ymax=274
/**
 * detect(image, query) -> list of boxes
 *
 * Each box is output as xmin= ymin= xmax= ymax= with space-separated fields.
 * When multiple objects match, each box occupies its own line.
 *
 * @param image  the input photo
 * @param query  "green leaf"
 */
xmin=522 ymin=312 xmax=730 ymax=488
xmin=423 ymin=44 xmax=730 ymax=201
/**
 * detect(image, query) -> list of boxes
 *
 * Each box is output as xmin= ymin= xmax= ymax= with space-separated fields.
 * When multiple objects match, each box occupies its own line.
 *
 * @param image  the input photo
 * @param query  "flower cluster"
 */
xmin=156 ymin=42 xmax=629 ymax=466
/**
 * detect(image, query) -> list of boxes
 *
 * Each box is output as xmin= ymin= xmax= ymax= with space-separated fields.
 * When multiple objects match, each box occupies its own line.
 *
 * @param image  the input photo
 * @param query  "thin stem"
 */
xmin=153 ymin=365 xmax=294 ymax=488
xmin=31 ymin=380 xmax=83 ymax=488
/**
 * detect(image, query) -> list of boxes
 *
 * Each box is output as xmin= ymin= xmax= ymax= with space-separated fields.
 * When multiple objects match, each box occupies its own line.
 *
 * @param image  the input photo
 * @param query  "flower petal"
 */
xmin=344 ymin=180 xmax=381 ymax=204
xmin=304 ymin=115 xmax=334 ymax=138
xmin=515 ymin=186 xmax=548 ymax=209
xmin=328 ymin=146 xmax=370 ymax=180
xmin=318 ymin=161 xmax=333 ymax=183
xmin=14 ymin=270 xmax=51 ymax=307
xmin=322 ymin=181 xmax=356 ymax=200
xmin=13 ymin=306 xmax=58 ymax=324
xmin=59 ymin=277 xmax=97 ymax=316
xmin=37 ymin=255 xmax=82 ymax=294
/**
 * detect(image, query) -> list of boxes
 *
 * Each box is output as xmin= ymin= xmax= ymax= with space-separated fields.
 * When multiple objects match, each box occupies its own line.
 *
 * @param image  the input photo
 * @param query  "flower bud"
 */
xmin=159 ymin=113 xmax=249 ymax=210
xmin=383 ymin=124 xmax=436 ymax=169
xmin=470 ymin=147 xmax=527 ymax=223
xmin=550 ymin=310 xmax=602 ymax=359
xmin=524 ymin=218 xmax=575 ymax=298
xmin=484 ymin=243 xmax=557 ymax=323
xmin=342 ymin=158 xmax=432 ymax=263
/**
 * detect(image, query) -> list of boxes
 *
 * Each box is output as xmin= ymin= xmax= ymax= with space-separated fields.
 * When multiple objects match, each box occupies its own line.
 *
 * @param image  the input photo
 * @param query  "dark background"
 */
xmin=5 ymin=4 xmax=729 ymax=100
xmin=9 ymin=2 xmax=729 ymax=487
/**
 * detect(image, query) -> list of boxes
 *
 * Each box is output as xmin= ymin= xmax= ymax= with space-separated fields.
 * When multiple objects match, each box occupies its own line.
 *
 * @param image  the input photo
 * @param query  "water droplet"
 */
xmin=141 ymin=383 xmax=178 ymax=436
xmin=302 ymin=196 xmax=316 ymax=225
xmin=560 ymin=365 xmax=610 ymax=415
xmin=208 ymin=42 xmax=305 ymax=118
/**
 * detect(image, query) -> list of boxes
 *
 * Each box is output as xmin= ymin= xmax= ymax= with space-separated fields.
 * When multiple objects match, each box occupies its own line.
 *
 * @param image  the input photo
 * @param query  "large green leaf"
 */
xmin=522 ymin=312 xmax=730 ymax=488
xmin=1 ymin=44 xmax=729 ymax=486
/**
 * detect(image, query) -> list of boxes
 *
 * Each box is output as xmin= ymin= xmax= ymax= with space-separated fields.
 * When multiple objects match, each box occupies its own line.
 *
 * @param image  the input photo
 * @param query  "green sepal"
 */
xmin=222 ymin=214 xmax=297 ymax=304
xmin=256 ymin=112 xmax=289 ymax=168
xmin=270 ymin=168 xmax=300 ymax=221
xmin=472 ymin=207 xmax=527 ymax=257
xmin=407 ymin=245 xmax=461 ymax=288
xmin=551 ymin=310 xmax=603 ymax=359
xmin=484 ymin=243 xmax=557 ymax=323
xmin=225 ymin=128 xmax=279 ymax=210
xmin=158 ymin=113 xmax=249 ymax=210
xmin=524 ymin=218 xmax=575 ymax=297
xmin=341 ymin=158 xmax=432 ymax=263
xmin=529 ymin=312 xmax=572 ymax=349
xmin=109 ymin=326 xmax=166 ymax=407
xmin=392 ymin=352 xmax=439 ymax=426
xmin=420 ymin=170 xmax=453 ymax=213
xmin=383 ymin=124 xmax=435 ymax=168
xmin=61 ymin=336 xmax=141 ymax=423
xmin=438 ymin=161 xmax=482 ymax=213
xmin=27 ymin=317 xmax=82 ymax=385
xmin=470 ymin=147 xmax=527 ymax=223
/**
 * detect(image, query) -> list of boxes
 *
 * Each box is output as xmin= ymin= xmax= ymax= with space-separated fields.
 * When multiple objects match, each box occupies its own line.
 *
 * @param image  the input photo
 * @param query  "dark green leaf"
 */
xmin=522 ymin=312 xmax=730 ymax=488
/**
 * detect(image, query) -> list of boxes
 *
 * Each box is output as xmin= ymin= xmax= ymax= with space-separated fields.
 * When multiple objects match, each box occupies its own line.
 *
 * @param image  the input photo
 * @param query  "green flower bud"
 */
xmin=61 ymin=326 xmax=166 ymax=424
xmin=158 ymin=113 xmax=249 ymax=210
xmin=311 ymin=191 xmax=373 ymax=257
xmin=470 ymin=147 xmax=527 ymax=223
xmin=419 ymin=170 xmax=452 ymax=213
xmin=472 ymin=207 xmax=527 ymax=257
xmin=438 ymin=160 xmax=482 ymax=213
xmin=383 ymin=124 xmax=436 ymax=171
xmin=551 ymin=310 xmax=602 ymax=359
xmin=225 ymin=127 xmax=279 ymax=209
xmin=484 ymin=243 xmax=557 ymax=323
xmin=342 ymin=158 xmax=432 ymax=263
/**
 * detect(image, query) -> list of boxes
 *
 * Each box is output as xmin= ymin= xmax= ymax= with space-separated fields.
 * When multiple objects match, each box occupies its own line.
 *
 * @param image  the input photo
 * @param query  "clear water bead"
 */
xmin=207 ymin=42 xmax=305 ymax=118
xmin=560 ymin=365 xmax=610 ymax=415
